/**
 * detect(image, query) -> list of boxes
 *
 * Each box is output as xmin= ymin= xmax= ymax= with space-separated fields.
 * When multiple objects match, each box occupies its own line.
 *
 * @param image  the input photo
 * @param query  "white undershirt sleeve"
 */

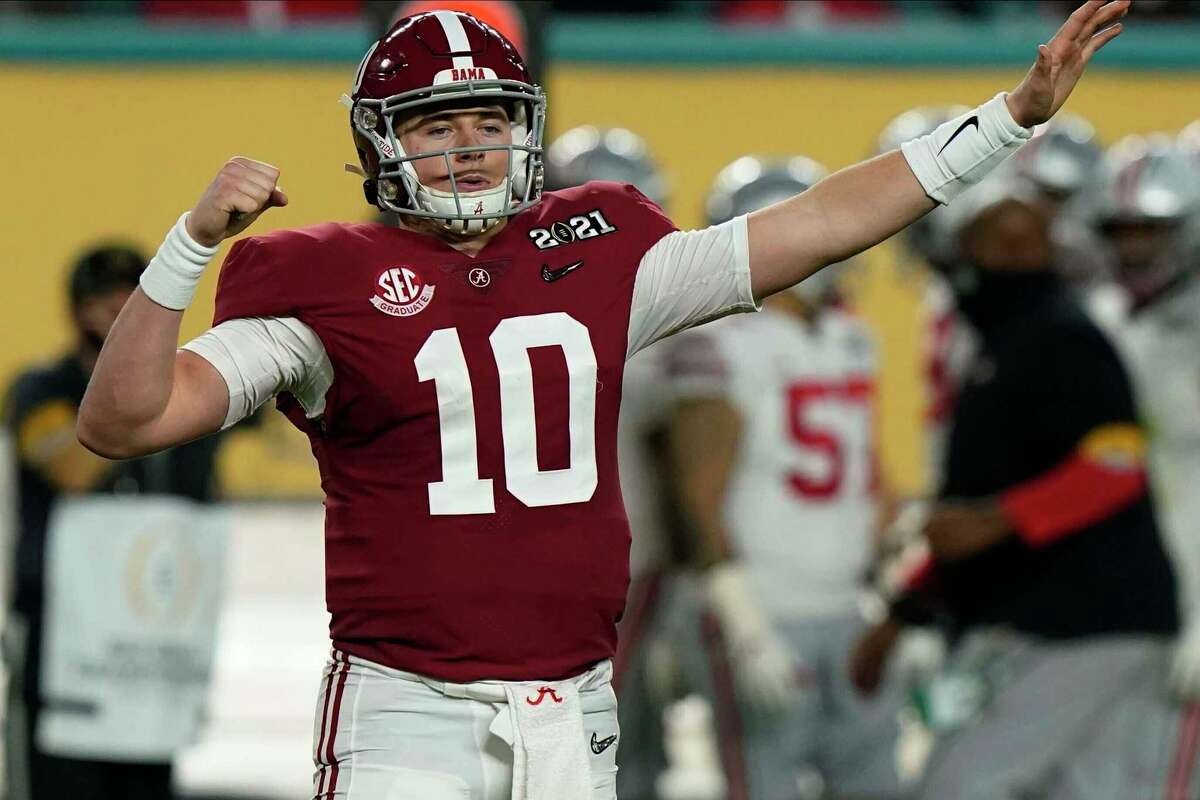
xmin=626 ymin=215 xmax=760 ymax=359
xmin=181 ymin=317 xmax=333 ymax=430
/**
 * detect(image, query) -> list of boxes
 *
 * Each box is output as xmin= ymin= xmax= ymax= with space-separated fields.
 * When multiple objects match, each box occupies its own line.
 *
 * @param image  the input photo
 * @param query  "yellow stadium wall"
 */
xmin=3 ymin=65 xmax=1198 ymax=497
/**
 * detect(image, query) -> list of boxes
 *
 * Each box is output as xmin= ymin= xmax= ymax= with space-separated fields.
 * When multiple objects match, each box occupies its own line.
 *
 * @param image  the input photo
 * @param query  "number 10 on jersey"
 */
xmin=415 ymin=312 xmax=600 ymax=515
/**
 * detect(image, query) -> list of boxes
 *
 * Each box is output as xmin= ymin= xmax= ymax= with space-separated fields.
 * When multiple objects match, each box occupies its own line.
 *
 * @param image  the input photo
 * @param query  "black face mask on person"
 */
xmin=946 ymin=259 xmax=1060 ymax=332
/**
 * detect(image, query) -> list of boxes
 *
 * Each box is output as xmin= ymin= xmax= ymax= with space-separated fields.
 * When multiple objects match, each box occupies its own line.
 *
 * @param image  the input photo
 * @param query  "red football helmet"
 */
xmin=347 ymin=10 xmax=545 ymax=233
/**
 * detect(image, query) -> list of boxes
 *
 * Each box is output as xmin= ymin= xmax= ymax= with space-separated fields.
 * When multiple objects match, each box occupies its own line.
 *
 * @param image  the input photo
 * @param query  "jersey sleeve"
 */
xmin=4 ymin=371 xmax=60 ymax=433
xmin=197 ymin=233 xmax=334 ymax=428
xmin=626 ymin=215 xmax=760 ymax=357
xmin=181 ymin=317 xmax=332 ymax=430
xmin=211 ymin=236 xmax=300 ymax=325
xmin=998 ymin=321 xmax=1149 ymax=545
xmin=4 ymin=369 xmax=113 ymax=490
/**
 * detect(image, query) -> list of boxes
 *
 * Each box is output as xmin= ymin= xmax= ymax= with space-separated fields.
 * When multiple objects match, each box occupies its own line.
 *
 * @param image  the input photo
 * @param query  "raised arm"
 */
xmin=748 ymin=0 xmax=1128 ymax=300
xmin=77 ymin=157 xmax=288 ymax=459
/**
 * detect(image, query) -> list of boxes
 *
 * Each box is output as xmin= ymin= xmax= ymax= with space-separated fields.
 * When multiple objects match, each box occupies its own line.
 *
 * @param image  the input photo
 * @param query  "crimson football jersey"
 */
xmin=208 ymin=182 xmax=741 ymax=682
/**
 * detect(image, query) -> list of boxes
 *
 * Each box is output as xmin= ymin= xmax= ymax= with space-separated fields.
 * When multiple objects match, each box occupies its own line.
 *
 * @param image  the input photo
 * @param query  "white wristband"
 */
xmin=139 ymin=212 xmax=220 ymax=311
xmin=900 ymin=92 xmax=1033 ymax=205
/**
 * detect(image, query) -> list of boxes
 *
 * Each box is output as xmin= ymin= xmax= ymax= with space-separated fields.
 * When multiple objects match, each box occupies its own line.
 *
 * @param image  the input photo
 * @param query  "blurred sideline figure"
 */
xmin=661 ymin=156 xmax=905 ymax=800
xmin=3 ymin=247 xmax=228 ymax=800
xmin=1087 ymin=137 xmax=1200 ymax=704
xmin=880 ymin=109 xmax=1111 ymax=489
xmin=851 ymin=176 xmax=1186 ymax=799
xmin=545 ymin=125 xmax=691 ymax=800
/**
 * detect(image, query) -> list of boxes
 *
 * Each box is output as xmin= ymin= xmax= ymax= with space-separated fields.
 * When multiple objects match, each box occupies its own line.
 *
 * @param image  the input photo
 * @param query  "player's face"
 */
xmin=1102 ymin=220 xmax=1174 ymax=271
xmin=397 ymin=105 xmax=512 ymax=193
xmin=960 ymin=200 xmax=1053 ymax=272
xmin=1102 ymin=220 xmax=1178 ymax=301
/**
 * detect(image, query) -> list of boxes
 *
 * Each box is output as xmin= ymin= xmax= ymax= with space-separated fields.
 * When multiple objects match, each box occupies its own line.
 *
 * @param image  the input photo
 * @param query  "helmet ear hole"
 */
xmin=363 ymin=179 xmax=379 ymax=206
xmin=356 ymin=146 xmax=378 ymax=178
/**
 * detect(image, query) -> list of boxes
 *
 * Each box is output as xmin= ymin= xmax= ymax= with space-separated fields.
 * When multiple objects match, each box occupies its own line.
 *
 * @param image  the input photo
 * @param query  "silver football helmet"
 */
xmin=1087 ymin=135 xmax=1200 ymax=224
xmin=1084 ymin=134 xmax=1200 ymax=304
xmin=877 ymin=105 xmax=971 ymax=270
xmin=705 ymin=154 xmax=826 ymax=225
xmin=544 ymin=126 xmax=669 ymax=208
xmin=706 ymin=154 xmax=844 ymax=304
xmin=1179 ymin=120 xmax=1200 ymax=159
xmin=1011 ymin=112 xmax=1102 ymax=203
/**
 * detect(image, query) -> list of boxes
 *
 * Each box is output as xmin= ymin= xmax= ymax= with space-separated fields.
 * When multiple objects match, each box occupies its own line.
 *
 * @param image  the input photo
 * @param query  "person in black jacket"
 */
xmin=3 ymin=246 xmax=225 ymax=800
xmin=850 ymin=177 xmax=1188 ymax=799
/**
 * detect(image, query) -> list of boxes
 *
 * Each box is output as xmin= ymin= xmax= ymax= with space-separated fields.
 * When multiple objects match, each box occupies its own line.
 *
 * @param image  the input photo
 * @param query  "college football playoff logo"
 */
xmin=371 ymin=266 xmax=435 ymax=317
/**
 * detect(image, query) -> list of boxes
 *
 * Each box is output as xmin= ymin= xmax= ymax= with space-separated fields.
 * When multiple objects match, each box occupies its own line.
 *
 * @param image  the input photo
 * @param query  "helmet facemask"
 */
xmin=351 ymin=80 xmax=546 ymax=235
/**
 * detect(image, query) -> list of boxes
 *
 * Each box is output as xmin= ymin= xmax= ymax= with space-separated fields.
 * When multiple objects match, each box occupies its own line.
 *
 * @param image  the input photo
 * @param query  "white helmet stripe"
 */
xmin=433 ymin=11 xmax=476 ymax=71
xmin=352 ymin=40 xmax=379 ymax=94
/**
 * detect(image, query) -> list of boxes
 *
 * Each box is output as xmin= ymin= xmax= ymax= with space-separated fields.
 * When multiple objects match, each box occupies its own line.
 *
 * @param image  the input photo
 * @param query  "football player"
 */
xmin=1088 ymin=137 xmax=1200 ymax=703
xmin=665 ymin=155 xmax=905 ymax=799
xmin=76 ymin=4 xmax=1127 ymax=798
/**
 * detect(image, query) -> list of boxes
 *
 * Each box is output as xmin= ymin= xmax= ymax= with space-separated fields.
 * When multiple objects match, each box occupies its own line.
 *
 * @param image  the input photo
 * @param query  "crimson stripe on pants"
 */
xmin=315 ymin=650 xmax=350 ymax=799
xmin=322 ymin=650 xmax=354 ymax=799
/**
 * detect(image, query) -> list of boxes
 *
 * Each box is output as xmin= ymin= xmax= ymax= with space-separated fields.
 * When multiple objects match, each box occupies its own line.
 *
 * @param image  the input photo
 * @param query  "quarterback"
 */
xmin=78 ymin=4 xmax=1127 ymax=799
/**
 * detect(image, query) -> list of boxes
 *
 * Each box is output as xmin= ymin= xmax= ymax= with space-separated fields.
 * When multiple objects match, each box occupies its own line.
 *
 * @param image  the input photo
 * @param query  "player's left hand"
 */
xmin=1169 ymin=619 xmax=1200 ymax=701
xmin=922 ymin=500 xmax=1012 ymax=561
xmin=1005 ymin=0 xmax=1129 ymax=128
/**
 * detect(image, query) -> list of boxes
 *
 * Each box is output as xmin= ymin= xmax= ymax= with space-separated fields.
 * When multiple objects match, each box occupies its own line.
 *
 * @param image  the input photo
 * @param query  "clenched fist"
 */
xmin=185 ymin=157 xmax=288 ymax=247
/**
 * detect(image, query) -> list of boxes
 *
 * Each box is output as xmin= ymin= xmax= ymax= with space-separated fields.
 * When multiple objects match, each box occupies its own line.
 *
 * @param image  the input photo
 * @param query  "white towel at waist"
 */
xmin=386 ymin=659 xmax=613 ymax=800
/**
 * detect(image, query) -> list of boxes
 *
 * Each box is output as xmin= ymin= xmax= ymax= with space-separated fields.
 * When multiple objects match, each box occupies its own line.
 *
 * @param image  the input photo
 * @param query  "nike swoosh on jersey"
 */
xmin=590 ymin=732 xmax=618 ymax=755
xmin=542 ymin=260 xmax=585 ymax=283
xmin=937 ymin=115 xmax=980 ymax=156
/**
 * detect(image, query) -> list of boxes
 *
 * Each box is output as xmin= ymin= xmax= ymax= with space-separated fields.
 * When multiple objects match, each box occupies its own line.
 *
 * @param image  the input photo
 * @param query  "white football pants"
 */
xmin=311 ymin=650 xmax=619 ymax=800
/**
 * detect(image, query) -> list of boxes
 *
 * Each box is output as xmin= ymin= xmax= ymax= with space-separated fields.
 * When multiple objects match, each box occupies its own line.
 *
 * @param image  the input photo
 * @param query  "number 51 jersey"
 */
xmin=201 ymin=182 xmax=757 ymax=682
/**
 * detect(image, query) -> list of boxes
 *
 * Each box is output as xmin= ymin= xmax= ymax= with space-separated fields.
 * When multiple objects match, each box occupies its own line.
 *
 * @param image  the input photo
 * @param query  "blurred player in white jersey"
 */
xmin=663 ymin=156 xmax=906 ymax=800
xmin=1087 ymin=136 xmax=1200 ymax=702
xmin=546 ymin=126 xmax=686 ymax=800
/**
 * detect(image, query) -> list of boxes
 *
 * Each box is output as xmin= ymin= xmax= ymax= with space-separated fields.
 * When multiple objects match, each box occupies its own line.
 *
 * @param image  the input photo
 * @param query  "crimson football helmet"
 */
xmin=347 ymin=10 xmax=546 ymax=233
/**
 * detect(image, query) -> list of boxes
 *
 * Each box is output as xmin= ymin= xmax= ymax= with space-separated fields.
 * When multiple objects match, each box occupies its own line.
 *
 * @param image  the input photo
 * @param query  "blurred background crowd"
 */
xmin=2 ymin=1 xmax=1200 ymax=799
